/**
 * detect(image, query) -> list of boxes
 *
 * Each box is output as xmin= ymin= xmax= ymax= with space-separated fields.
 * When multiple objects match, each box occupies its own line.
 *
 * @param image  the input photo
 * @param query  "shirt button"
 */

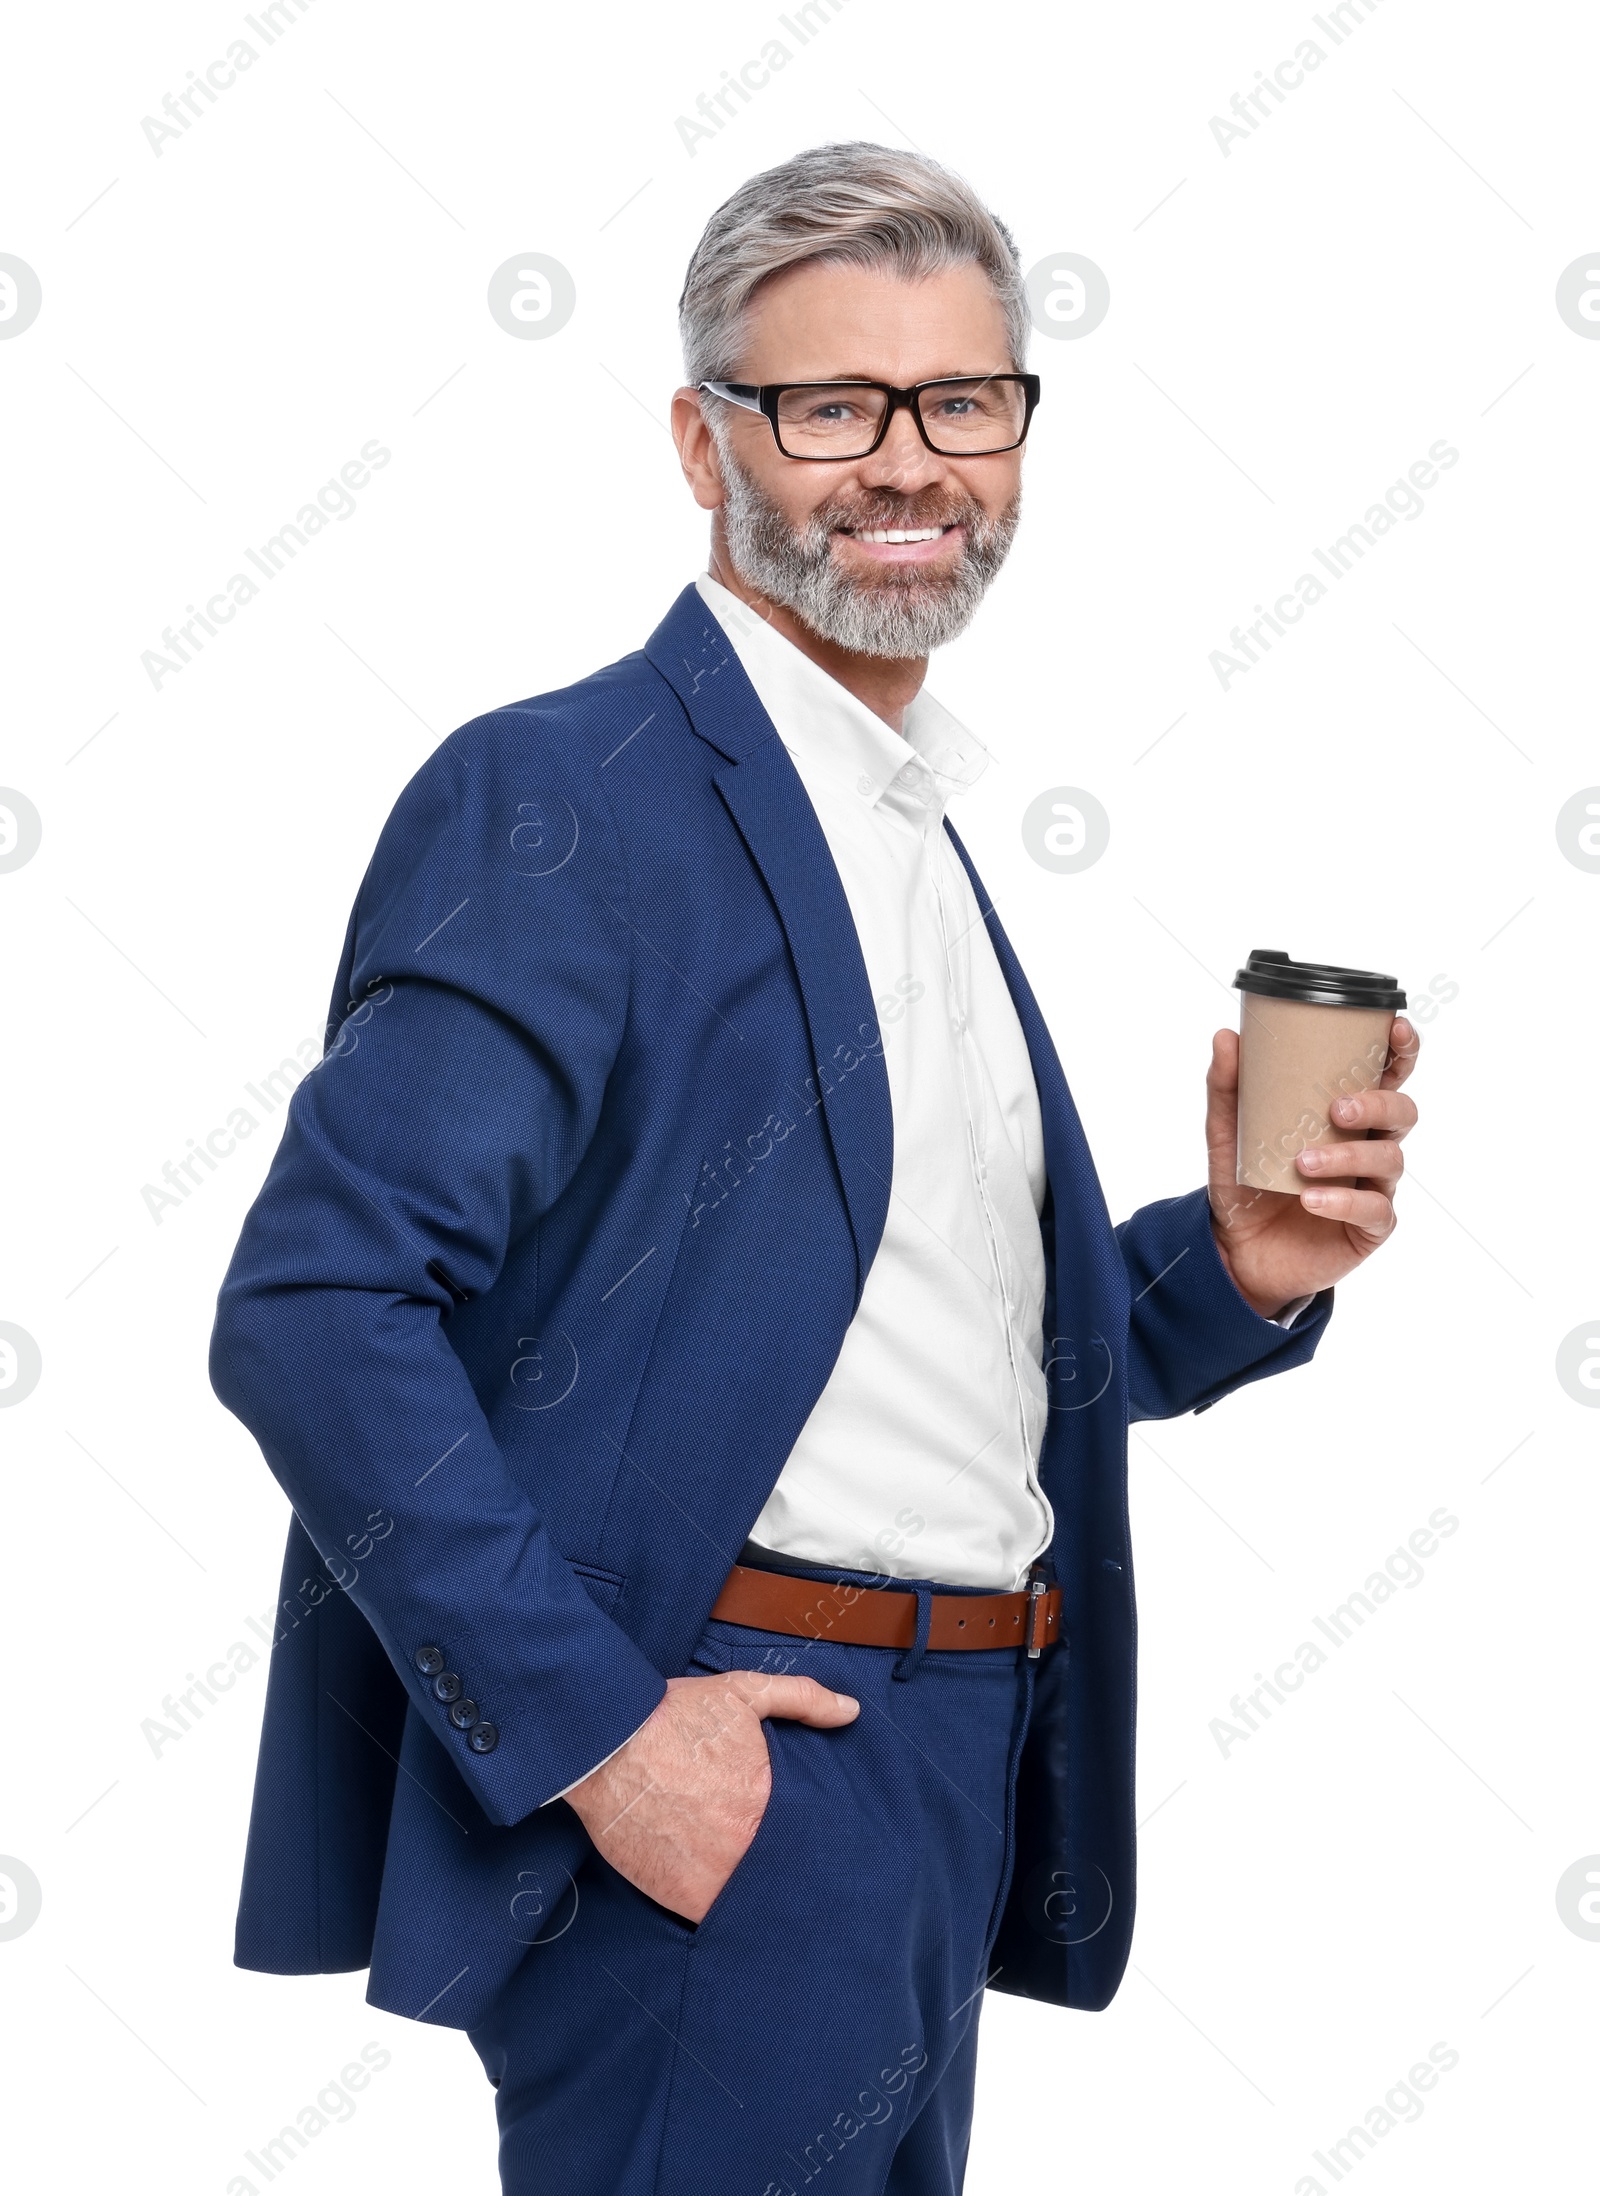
xmin=414 ymin=1645 xmax=445 ymax=1677
xmin=469 ymin=1722 xmax=499 ymax=1754
xmin=433 ymin=1671 xmax=463 ymax=1704
xmin=856 ymin=774 xmax=875 ymax=797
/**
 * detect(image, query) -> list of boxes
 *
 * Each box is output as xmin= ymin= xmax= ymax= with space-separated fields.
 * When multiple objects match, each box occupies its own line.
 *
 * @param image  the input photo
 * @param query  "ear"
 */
xmin=671 ymin=387 xmax=725 ymax=512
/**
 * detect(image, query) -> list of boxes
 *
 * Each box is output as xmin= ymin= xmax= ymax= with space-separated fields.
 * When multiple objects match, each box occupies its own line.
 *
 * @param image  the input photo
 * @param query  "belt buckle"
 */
xmin=1026 ymin=1569 xmax=1050 ymax=1659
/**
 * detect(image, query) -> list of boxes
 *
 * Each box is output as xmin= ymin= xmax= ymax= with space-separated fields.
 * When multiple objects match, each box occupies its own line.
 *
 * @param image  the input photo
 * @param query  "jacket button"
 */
xmin=414 ymin=1645 xmax=445 ymax=1676
xmin=468 ymin=1721 xmax=499 ymax=1754
xmin=433 ymin=1672 xmax=463 ymax=1704
xmin=449 ymin=1699 xmax=480 ymax=1731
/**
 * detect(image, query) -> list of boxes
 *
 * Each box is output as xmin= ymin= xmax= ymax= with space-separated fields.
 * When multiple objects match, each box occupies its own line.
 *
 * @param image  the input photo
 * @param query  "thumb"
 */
xmin=1207 ymin=1026 xmax=1239 ymax=1104
xmin=1206 ymin=1029 xmax=1239 ymax=1168
xmin=737 ymin=1672 xmax=860 ymax=1728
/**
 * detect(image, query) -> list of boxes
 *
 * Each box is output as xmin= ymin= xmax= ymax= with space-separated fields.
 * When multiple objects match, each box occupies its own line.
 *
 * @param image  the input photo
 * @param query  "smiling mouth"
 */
xmin=833 ymin=521 xmax=966 ymax=565
xmin=848 ymin=525 xmax=952 ymax=544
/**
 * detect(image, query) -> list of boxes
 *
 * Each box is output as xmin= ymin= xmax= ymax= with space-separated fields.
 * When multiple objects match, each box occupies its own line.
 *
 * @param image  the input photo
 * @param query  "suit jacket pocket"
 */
xmin=571 ymin=1561 xmax=626 ymax=1615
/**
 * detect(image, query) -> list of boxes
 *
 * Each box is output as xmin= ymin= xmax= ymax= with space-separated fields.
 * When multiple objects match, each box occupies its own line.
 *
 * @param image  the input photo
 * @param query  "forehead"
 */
xmin=734 ymin=259 xmax=1013 ymax=383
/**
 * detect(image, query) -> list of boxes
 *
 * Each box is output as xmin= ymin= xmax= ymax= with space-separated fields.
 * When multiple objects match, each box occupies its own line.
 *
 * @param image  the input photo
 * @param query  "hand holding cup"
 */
xmin=1205 ymin=950 xmax=1420 ymax=1319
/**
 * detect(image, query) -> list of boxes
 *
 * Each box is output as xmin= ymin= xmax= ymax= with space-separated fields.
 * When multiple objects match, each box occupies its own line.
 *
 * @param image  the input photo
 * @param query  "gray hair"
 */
xmin=679 ymin=141 xmax=1028 ymax=385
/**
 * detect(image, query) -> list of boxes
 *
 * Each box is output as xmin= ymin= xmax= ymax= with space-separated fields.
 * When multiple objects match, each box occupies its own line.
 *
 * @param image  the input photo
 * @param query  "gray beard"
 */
xmin=714 ymin=442 xmax=1020 ymax=659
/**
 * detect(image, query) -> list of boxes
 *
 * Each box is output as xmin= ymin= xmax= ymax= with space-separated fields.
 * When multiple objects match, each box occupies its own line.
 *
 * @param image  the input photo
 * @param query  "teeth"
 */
xmin=854 ymin=527 xmax=945 ymax=544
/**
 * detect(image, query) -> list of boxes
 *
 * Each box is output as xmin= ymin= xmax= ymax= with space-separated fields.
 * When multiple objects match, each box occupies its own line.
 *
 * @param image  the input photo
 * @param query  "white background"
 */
xmin=2 ymin=0 xmax=1595 ymax=2189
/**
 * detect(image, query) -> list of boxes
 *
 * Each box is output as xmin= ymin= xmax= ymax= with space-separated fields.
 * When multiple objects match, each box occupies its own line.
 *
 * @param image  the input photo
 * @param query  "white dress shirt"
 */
xmin=549 ymin=575 xmax=1315 ymax=1792
xmin=700 ymin=574 xmax=1054 ymax=1591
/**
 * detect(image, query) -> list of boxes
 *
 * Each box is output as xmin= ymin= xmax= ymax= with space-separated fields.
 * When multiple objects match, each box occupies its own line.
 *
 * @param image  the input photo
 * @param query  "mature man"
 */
xmin=212 ymin=142 xmax=1418 ymax=2195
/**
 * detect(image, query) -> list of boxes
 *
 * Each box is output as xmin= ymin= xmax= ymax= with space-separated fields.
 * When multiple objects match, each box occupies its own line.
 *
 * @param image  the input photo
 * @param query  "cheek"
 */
xmin=796 ymin=468 xmax=866 ymax=529
xmin=738 ymin=440 xmax=844 ymax=529
xmin=959 ymin=461 xmax=1023 ymax=529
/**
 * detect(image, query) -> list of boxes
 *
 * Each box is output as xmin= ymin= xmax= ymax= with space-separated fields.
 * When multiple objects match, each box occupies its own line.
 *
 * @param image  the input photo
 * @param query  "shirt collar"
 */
xmin=694 ymin=573 xmax=990 ymax=818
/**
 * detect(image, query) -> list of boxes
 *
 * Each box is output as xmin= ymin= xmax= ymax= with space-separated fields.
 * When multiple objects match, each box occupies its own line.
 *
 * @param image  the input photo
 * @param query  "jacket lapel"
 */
xmin=643 ymin=586 xmax=893 ymax=1302
xmin=943 ymin=821 xmax=1130 ymax=1335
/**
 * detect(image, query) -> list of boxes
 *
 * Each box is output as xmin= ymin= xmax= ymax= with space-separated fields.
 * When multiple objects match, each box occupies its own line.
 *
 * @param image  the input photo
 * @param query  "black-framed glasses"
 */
xmin=699 ymin=374 xmax=1041 ymax=460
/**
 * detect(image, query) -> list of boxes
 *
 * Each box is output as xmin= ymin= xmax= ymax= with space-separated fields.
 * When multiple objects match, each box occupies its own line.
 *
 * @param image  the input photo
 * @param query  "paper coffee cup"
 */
xmin=1233 ymin=949 xmax=1407 ymax=1195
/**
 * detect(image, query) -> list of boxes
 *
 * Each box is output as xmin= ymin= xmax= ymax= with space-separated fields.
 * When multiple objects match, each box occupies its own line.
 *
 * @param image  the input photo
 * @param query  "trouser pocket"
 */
xmin=685 ymin=1717 xmax=789 ymax=1943
xmin=650 ymin=1623 xmax=795 ymax=1942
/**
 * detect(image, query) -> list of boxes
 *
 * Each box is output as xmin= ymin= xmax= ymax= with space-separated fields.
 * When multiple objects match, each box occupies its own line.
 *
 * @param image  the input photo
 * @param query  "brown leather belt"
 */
xmin=709 ymin=1563 xmax=1063 ymax=1657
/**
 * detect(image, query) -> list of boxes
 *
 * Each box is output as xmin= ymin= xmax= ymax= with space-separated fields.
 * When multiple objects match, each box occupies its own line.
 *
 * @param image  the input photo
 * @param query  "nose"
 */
xmin=854 ymin=400 xmax=945 ymax=498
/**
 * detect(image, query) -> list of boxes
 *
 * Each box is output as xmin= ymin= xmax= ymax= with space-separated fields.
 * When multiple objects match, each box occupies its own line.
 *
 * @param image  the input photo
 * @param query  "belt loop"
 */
xmin=892 ymin=1585 xmax=933 ymax=1683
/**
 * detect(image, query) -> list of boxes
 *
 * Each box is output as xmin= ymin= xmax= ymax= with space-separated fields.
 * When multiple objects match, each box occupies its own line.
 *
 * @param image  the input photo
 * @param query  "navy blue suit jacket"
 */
xmin=211 ymin=584 xmax=1332 ymax=2032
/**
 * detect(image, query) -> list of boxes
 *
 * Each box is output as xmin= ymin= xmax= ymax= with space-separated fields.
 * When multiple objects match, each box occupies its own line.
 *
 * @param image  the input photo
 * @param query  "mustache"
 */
xmin=812 ymin=490 xmax=989 ymax=537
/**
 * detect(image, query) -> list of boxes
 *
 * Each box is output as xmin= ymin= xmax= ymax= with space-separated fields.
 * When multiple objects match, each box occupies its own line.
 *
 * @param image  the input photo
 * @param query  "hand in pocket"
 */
xmin=564 ymin=1669 xmax=858 ymax=1922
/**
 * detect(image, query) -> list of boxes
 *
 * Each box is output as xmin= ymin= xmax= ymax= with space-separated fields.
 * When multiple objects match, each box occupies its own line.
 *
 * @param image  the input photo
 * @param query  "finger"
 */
xmin=1380 ymin=1016 xmax=1420 ymax=1090
xmin=1329 ymin=1089 xmax=1417 ymax=1137
xmin=734 ymin=1672 xmax=860 ymax=1726
xmin=1208 ymin=1028 xmax=1240 ymax=1094
xmin=1297 ymin=1137 xmax=1403 ymax=1183
xmin=1297 ymin=1184 xmax=1397 ymax=1237
xmin=1205 ymin=1032 xmax=1240 ymax=1178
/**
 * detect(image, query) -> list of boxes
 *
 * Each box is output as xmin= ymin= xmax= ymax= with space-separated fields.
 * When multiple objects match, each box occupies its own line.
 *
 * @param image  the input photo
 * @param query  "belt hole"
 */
xmin=957 ymin=1617 xmax=966 ymax=1628
xmin=987 ymin=1616 xmax=995 ymax=1628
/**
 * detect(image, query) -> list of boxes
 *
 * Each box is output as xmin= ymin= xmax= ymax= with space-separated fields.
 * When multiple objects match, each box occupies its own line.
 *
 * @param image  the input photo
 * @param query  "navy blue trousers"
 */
xmin=468 ymin=1555 xmax=1038 ymax=2195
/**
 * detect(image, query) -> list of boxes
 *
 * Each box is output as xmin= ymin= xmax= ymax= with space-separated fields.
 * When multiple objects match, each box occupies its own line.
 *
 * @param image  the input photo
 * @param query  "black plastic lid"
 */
xmin=1233 ymin=948 xmax=1406 ymax=1011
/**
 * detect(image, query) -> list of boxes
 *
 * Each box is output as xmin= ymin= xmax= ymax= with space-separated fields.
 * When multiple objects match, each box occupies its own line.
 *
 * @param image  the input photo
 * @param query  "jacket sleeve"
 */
xmin=209 ymin=711 xmax=668 ymax=1829
xmin=1115 ymin=1185 xmax=1333 ymax=1422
